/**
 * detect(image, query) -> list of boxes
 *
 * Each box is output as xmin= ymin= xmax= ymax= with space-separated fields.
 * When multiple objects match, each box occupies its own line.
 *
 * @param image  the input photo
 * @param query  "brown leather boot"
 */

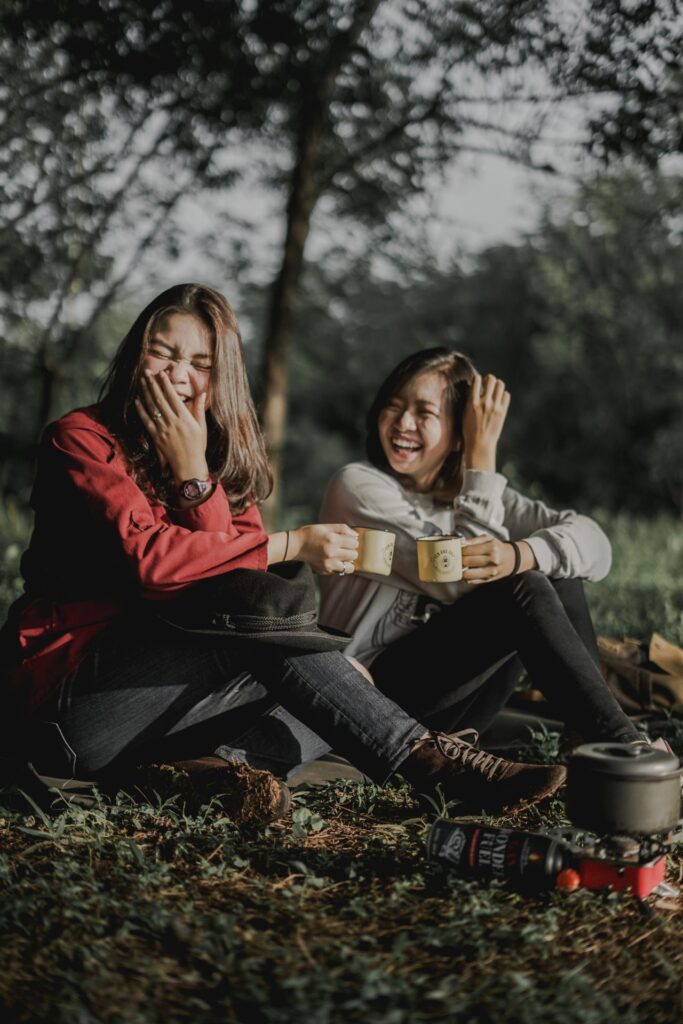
xmin=401 ymin=730 xmax=567 ymax=814
xmin=123 ymin=756 xmax=292 ymax=826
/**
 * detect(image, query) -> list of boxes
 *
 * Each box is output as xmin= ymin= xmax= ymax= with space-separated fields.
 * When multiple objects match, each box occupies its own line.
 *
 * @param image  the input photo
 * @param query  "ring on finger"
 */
xmin=153 ymin=410 xmax=163 ymax=419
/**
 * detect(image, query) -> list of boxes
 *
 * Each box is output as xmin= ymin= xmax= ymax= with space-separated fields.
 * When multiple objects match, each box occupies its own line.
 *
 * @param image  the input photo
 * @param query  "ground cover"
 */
xmin=1 ymin=726 xmax=682 ymax=1024
xmin=1 ymin=512 xmax=682 ymax=1022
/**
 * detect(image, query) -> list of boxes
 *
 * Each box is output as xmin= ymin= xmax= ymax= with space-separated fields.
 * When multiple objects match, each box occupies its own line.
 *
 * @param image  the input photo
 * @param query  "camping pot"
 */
xmin=566 ymin=742 xmax=682 ymax=836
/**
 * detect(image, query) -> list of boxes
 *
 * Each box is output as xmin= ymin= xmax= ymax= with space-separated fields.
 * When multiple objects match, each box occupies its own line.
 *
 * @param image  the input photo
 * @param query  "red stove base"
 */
xmin=578 ymin=855 xmax=667 ymax=899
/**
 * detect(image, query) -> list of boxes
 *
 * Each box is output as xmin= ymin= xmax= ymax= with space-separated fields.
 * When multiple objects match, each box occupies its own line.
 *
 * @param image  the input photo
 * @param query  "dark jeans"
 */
xmin=371 ymin=572 xmax=639 ymax=744
xmin=27 ymin=614 xmax=424 ymax=783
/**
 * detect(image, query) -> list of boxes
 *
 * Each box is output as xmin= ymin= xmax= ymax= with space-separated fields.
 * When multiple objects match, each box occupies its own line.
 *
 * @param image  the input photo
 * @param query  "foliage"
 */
xmin=517 ymin=170 xmax=683 ymax=516
xmin=2 ymin=1 xmax=682 ymax=522
xmin=0 ymin=499 xmax=31 ymax=621
xmin=261 ymin=168 xmax=683 ymax=521
xmin=0 ymin=773 xmax=681 ymax=1024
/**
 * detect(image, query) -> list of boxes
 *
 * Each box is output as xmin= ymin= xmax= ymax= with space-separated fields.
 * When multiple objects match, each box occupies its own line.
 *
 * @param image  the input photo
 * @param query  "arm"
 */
xmin=266 ymin=524 xmax=359 ymax=574
xmin=503 ymin=488 xmax=612 ymax=581
xmin=51 ymin=420 xmax=268 ymax=596
xmin=455 ymin=372 xmax=610 ymax=583
xmin=453 ymin=370 xmax=511 ymax=540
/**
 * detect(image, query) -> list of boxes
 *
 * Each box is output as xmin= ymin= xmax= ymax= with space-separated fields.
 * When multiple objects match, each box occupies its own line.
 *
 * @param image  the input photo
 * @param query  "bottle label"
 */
xmin=427 ymin=819 xmax=571 ymax=891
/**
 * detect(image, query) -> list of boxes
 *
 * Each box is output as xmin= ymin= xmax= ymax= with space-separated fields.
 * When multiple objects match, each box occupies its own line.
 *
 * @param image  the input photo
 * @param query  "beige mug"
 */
xmin=353 ymin=527 xmax=396 ymax=576
xmin=416 ymin=534 xmax=464 ymax=583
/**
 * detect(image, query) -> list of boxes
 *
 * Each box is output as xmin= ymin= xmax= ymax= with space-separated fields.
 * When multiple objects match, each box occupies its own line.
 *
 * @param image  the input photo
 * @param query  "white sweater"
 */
xmin=319 ymin=461 xmax=611 ymax=668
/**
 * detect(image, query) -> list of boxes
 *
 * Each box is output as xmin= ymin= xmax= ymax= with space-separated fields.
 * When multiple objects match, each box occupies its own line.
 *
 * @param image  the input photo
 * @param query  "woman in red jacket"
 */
xmin=0 ymin=284 xmax=565 ymax=822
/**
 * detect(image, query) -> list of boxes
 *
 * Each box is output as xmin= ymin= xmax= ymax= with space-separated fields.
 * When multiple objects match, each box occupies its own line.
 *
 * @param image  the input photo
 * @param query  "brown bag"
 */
xmin=598 ymin=633 xmax=683 ymax=715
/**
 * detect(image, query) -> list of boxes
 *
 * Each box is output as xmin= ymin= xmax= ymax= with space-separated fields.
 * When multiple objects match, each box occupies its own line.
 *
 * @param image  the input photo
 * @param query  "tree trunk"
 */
xmin=259 ymin=130 xmax=322 ymax=530
xmin=258 ymin=0 xmax=381 ymax=531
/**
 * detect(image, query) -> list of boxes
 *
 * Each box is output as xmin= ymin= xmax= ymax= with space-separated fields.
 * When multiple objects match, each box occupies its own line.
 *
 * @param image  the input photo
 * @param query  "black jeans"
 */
xmin=371 ymin=572 xmax=639 ymax=744
xmin=26 ymin=614 xmax=424 ymax=783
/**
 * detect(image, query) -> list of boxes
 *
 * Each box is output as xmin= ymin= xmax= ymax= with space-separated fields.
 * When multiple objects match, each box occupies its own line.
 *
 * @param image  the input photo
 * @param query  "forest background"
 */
xmin=0 ymin=0 xmax=682 ymax=645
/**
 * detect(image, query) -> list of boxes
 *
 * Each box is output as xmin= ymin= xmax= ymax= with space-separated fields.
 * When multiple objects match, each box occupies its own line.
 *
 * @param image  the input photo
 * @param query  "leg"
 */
xmin=26 ymin=616 xmax=423 ymax=785
xmin=24 ymin=614 xmax=569 ymax=816
xmin=214 ymin=706 xmax=331 ymax=780
xmin=26 ymin=617 xmax=327 ymax=780
xmin=549 ymin=577 xmax=601 ymax=666
xmin=434 ymin=656 xmax=524 ymax=734
xmin=439 ymin=578 xmax=600 ymax=734
xmin=372 ymin=572 xmax=639 ymax=743
xmin=217 ymin=654 xmax=374 ymax=778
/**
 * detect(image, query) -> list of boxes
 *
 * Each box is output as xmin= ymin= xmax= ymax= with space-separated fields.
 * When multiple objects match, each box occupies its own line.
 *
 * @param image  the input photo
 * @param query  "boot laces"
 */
xmin=433 ymin=729 xmax=511 ymax=782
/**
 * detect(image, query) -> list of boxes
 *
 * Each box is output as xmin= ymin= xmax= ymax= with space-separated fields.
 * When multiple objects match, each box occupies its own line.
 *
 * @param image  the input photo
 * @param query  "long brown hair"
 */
xmin=365 ymin=347 xmax=476 ymax=498
xmin=99 ymin=283 xmax=272 ymax=511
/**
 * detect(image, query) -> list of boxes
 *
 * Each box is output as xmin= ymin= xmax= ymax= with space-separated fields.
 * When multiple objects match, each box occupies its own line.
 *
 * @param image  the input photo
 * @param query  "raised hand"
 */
xmin=462 ymin=372 xmax=510 ymax=472
xmin=135 ymin=369 xmax=210 ymax=484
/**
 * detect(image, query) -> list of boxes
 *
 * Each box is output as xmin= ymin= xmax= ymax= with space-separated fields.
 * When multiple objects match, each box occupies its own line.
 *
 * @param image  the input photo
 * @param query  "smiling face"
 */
xmin=140 ymin=312 xmax=214 ymax=406
xmin=377 ymin=371 xmax=457 ymax=492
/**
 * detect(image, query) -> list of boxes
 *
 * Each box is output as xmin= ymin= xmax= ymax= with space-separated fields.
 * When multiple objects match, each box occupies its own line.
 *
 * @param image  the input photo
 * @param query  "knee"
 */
xmin=510 ymin=569 xmax=557 ymax=609
xmin=512 ymin=569 xmax=553 ymax=595
xmin=549 ymin=576 xmax=586 ymax=600
xmin=546 ymin=576 xmax=591 ymax=620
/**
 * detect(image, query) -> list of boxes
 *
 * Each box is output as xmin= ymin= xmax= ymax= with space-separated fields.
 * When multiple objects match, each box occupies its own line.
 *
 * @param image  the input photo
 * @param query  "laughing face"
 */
xmin=377 ymin=371 xmax=457 ymax=492
xmin=140 ymin=313 xmax=214 ymax=407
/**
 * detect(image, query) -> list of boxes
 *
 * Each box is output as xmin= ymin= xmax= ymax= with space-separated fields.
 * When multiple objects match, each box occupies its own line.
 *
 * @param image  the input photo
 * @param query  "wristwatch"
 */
xmin=178 ymin=477 xmax=213 ymax=501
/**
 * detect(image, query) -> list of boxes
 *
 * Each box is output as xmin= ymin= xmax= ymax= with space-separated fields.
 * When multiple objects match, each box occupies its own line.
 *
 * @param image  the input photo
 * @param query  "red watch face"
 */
xmin=181 ymin=478 xmax=211 ymax=500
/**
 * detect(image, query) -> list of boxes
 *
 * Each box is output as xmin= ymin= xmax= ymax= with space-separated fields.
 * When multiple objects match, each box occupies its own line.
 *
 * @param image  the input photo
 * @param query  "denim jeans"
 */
xmin=371 ymin=573 xmax=640 ymax=744
xmin=28 ymin=614 xmax=424 ymax=783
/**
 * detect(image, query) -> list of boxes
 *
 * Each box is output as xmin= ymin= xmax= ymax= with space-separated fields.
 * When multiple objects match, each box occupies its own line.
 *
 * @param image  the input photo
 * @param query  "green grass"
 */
xmin=588 ymin=513 xmax=683 ymax=647
xmin=0 ymin=773 xmax=682 ymax=1024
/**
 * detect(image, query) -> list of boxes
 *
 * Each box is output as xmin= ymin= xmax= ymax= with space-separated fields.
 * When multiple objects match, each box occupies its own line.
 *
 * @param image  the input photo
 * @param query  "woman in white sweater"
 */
xmin=319 ymin=347 xmax=642 ymax=745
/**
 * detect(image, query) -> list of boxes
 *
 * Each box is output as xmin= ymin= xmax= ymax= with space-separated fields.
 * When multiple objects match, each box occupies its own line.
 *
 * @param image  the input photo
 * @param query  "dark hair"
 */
xmin=99 ymin=283 xmax=272 ymax=511
xmin=365 ymin=347 xmax=476 ymax=497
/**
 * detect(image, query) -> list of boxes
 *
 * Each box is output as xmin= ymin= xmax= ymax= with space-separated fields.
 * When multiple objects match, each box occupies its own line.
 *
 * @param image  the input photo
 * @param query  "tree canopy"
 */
xmin=1 ymin=1 xmax=682 ymax=520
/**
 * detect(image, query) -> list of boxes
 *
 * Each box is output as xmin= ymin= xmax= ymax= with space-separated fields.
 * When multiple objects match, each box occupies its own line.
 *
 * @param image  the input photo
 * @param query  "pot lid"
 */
xmin=568 ymin=742 xmax=681 ymax=780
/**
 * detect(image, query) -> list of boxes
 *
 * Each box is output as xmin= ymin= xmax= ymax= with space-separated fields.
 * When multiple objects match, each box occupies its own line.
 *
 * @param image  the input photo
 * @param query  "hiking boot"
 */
xmin=401 ymin=729 xmax=567 ymax=815
xmin=121 ymin=756 xmax=292 ymax=826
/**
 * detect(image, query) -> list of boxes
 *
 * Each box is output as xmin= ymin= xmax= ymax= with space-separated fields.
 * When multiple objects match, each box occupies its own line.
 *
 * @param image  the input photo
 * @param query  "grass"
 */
xmin=0 ymin=760 xmax=682 ymax=1024
xmin=1 ymin=509 xmax=682 ymax=1021
xmin=588 ymin=513 xmax=683 ymax=647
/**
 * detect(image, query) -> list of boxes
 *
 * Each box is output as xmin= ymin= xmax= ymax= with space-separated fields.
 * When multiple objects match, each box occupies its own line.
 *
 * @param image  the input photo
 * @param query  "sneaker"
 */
xmin=401 ymin=729 xmax=567 ymax=815
xmin=120 ymin=756 xmax=292 ymax=826
xmin=646 ymin=736 xmax=675 ymax=756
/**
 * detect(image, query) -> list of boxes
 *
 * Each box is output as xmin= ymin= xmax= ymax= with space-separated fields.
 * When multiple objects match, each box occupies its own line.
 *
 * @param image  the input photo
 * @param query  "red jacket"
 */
xmin=1 ymin=405 xmax=268 ymax=714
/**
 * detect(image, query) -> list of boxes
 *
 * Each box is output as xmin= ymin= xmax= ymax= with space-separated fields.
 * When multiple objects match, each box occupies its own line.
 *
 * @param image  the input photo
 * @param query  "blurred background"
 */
xmin=1 ymin=0 xmax=682 ymax=642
